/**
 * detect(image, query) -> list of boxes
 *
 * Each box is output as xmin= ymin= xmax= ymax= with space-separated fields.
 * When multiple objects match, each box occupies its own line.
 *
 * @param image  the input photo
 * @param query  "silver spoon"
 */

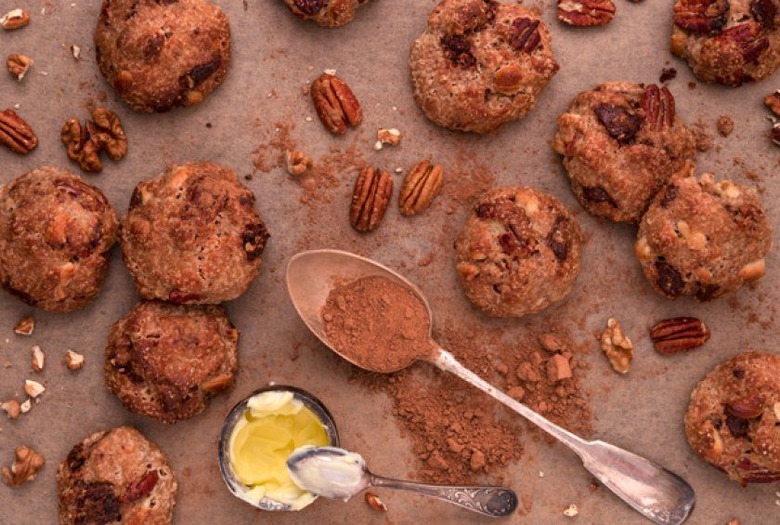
xmin=286 ymin=249 xmax=696 ymax=525
xmin=286 ymin=445 xmax=518 ymax=517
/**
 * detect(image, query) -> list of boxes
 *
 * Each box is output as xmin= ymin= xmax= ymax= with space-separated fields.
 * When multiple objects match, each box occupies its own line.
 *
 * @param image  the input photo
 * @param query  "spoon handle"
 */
xmin=433 ymin=349 xmax=695 ymax=525
xmin=368 ymin=474 xmax=518 ymax=517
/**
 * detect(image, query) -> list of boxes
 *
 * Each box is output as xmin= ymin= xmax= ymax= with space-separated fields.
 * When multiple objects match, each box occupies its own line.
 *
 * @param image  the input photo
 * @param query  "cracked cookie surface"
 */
xmin=281 ymin=0 xmax=370 ymax=27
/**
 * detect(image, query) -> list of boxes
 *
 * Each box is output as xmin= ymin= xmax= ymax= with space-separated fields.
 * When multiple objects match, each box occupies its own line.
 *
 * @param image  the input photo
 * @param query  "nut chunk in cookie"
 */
xmin=455 ymin=186 xmax=583 ymax=317
xmin=670 ymin=0 xmax=780 ymax=86
xmin=121 ymin=162 xmax=270 ymax=304
xmin=57 ymin=427 xmax=177 ymax=524
xmin=0 ymin=167 xmax=118 ymax=312
xmin=685 ymin=351 xmax=780 ymax=485
xmin=281 ymin=0 xmax=371 ymax=27
xmin=635 ymin=163 xmax=772 ymax=301
xmin=553 ymin=82 xmax=696 ymax=223
xmin=94 ymin=0 xmax=231 ymax=112
xmin=106 ymin=301 xmax=238 ymax=423
xmin=409 ymin=0 xmax=559 ymax=133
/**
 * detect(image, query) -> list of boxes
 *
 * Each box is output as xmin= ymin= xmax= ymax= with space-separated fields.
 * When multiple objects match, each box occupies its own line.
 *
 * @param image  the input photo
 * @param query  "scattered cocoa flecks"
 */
xmin=418 ymin=252 xmax=434 ymax=267
xmin=691 ymin=120 xmax=713 ymax=152
xmin=252 ymin=120 xmax=295 ymax=173
xmin=687 ymin=82 xmax=696 ymax=90
xmin=716 ymin=116 xmax=734 ymax=137
xmin=659 ymin=67 xmax=677 ymax=83
xmin=297 ymin=143 xmax=366 ymax=205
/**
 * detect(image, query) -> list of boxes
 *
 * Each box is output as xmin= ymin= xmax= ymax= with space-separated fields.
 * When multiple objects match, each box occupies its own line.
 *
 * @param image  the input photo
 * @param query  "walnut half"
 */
xmin=2 ymin=446 xmax=44 ymax=487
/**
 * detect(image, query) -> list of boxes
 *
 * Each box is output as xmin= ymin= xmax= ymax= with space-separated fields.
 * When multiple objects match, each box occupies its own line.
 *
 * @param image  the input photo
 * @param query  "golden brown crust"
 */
xmin=56 ymin=426 xmax=177 ymax=524
xmin=0 ymin=167 xmax=118 ymax=312
xmin=282 ymin=0 xmax=370 ymax=27
xmin=685 ymin=351 xmax=780 ymax=484
xmin=94 ymin=0 xmax=231 ymax=112
xmin=105 ymin=301 xmax=239 ymax=423
xmin=120 ymin=162 xmax=269 ymax=304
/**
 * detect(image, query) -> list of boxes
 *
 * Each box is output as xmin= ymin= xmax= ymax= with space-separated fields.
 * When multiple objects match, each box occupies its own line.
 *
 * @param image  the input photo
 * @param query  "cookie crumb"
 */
xmin=659 ymin=67 xmax=677 ymax=83
xmin=563 ymin=504 xmax=579 ymax=517
xmin=716 ymin=116 xmax=734 ymax=137
xmin=13 ymin=316 xmax=34 ymax=336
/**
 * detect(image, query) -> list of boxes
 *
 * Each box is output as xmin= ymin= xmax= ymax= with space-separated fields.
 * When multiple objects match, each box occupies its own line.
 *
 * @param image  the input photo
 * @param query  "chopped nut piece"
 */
xmin=23 ymin=379 xmax=44 ymax=398
xmin=65 ymin=349 xmax=85 ymax=370
xmin=377 ymin=128 xmax=401 ymax=146
xmin=774 ymin=401 xmax=780 ymax=421
xmin=13 ymin=316 xmax=34 ymax=336
xmin=600 ymin=318 xmax=633 ymax=374
xmin=1 ymin=399 xmax=21 ymax=419
xmin=60 ymin=107 xmax=127 ymax=173
xmin=19 ymin=399 xmax=31 ymax=413
xmin=1 ymin=9 xmax=30 ymax=30
xmin=563 ymin=503 xmax=579 ymax=517
xmin=31 ymin=345 xmax=44 ymax=373
xmin=771 ymin=121 xmax=780 ymax=147
xmin=765 ymin=90 xmax=780 ymax=117
xmin=2 ymin=446 xmax=44 ymax=487
xmin=70 ymin=45 xmax=81 ymax=60
xmin=365 ymin=492 xmax=387 ymax=512
xmin=285 ymin=150 xmax=312 ymax=176
xmin=716 ymin=116 xmax=734 ymax=137
xmin=546 ymin=354 xmax=573 ymax=382
xmin=6 ymin=53 xmax=33 ymax=81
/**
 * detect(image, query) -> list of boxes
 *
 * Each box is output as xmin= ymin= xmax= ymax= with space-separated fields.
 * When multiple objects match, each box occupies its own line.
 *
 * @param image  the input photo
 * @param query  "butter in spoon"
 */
xmin=286 ymin=445 xmax=518 ymax=517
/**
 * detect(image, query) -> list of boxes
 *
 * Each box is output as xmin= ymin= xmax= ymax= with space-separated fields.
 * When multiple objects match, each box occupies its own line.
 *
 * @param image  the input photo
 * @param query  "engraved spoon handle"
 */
xmin=367 ymin=473 xmax=518 ymax=517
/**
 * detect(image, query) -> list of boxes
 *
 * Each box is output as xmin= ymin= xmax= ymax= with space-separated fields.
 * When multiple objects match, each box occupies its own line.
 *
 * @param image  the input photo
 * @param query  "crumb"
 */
xmin=716 ymin=116 xmax=734 ymax=137
xmin=659 ymin=67 xmax=677 ymax=83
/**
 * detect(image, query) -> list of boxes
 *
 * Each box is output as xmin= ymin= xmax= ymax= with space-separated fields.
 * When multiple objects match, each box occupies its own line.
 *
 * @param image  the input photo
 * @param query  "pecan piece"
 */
xmin=726 ymin=394 xmax=764 ymax=419
xmin=510 ymin=18 xmax=541 ymax=53
xmin=60 ymin=108 xmax=127 ymax=173
xmin=593 ymin=104 xmax=641 ymax=144
xmin=673 ymin=0 xmax=729 ymax=34
xmin=0 ymin=108 xmax=38 ymax=154
xmin=650 ymin=317 xmax=710 ymax=354
xmin=311 ymin=72 xmax=362 ymax=135
xmin=715 ymin=22 xmax=769 ymax=66
xmin=349 ymin=167 xmax=393 ymax=232
xmin=771 ymin=121 xmax=780 ymax=146
xmin=200 ymin=374 xmax=234 ymax=393
xmin=398 ymin=160 xmax=443 ymax=216
xmin=365 ymin=492 xmax=388 ymax=512
xmin=6 ymin=53 xmax=33 ymax=81
xmin=61 ymin=119 xmax=103 ymax=173
xmin=557 ymin=0 xmax=616 ymax=26
xmin=90 ymin=108 xmax=127 ymax=160
xmin=2 ymin=446 xmax=44 ymax=487
xmin=1 ymin=9 xmax=30 ymax=30
xmin=121 ymin=471 xmax=158 ymax=503
xmin=285 ymin=149 xmax=312 ymax=176
xmin=641 ymin=84 xmax=675 ymax=131
xmin=751 ymin=0 xmax=777 ymax=30
xmin=764 ymin=90 xmax=780 ymax=117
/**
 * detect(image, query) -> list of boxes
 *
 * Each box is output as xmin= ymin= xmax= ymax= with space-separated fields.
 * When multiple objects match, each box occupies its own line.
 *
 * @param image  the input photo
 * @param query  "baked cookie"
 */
xmin=106 ymin=301 xmax=239 ymax=423
xmin=121 ymin=162 xmax=270 ymax=304
xmin=57 ymin=426 xmax=177 ymax=524
xmin=455 ymin=186 xmax=583 ymax=317
xmin=409 ymin=0 xmax=559 ymax=133
xmin=685 ymin=351 xmax=780 ymax=484
xmin=670 ymin=0 xmax=780 ymax=86
xmin=281 ymin=0 xmax=370 ymax=27
xmin=94 ymin=0 xmax=231 ymax=112
xmin=0 ymin=167 xmax=118 ymax=312
xmin=635 ymin=164 xmax=771 ymax=300
xmin=553 ymin=82 xmax=696 ymax=223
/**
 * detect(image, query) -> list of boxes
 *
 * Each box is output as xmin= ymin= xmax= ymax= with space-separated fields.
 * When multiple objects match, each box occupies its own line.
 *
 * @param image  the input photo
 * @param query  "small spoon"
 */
xmin=286 ymin=249 xmax=696 ymax=525
xmin=286 ymin=445 xmax=518 ymax=517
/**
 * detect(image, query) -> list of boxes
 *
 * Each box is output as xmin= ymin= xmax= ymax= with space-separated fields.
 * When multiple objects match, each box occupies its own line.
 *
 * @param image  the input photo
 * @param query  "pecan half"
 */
xmin=0 ymin=108 xmax=38 ymax=154
xmin=1 ymin=9 xmax=30 ymax=30
xmin=349 ymin=167 xmax=393 ymax=233
xmin=726 ymin=394 xmax=764 ymax=419
xmin=557 ymin=0 xmax=615 ymax=26
xmin=398 ymin=160 xmax=443 ymax=216
xmin=6 ymin=53 xmax=33 ymax=81
xmin=650 ymin=317 xmax=710 ymax=354
xmin=673 ymin=0 xmax=729 ymax=34
xmin=311 ymin=72 xmax=362 ymax=135
xmin=641 ymin=84 xmax=675 ymax=131
xmin=593 ymin=104 xmax=641 ymax=144
xmin=715 ymin=22 xmax=769 ymax=65
xmin=90 ymin=108 xmax=127 ymax=160
xmin=510 ymin=18 xmax=541 ymax=53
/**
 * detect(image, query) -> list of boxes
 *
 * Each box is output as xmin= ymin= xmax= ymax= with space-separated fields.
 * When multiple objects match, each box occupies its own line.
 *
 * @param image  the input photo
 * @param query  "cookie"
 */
xmin=57 ymin=426 xmax=177 ymax=524
xmin=106 ymin=301 xmax=239 ymax=423
xmin=670 ymin=0 xmax=780 ymax=86
xmin=409 ymin=0 xmax=558 ymax=133
xmin=553 ymin=82 xmax=696 ymax=223
xmin=685 ymin=351 xmax=780 ymax=484
xmin=635 ymin=164 xmax=771 ymax=300
xmin=0 ymin=167 xmax=118 ymax=312
xmin=455 ymin=186 xmax=583 ymax=317
xmin=120 ymin=162 xmax=270 ymax=304
xmin=94 ymin=0 xmax=231 ymax=112
xmin=281 ymin=0 xmax=369 ymax=27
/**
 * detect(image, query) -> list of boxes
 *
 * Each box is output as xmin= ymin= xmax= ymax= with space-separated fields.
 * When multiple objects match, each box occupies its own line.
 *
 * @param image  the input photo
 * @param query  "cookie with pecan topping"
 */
xmin=281 ymin=0 xmax=371 ymax=27
xmin=455 ymin=186 xmax=583 ymax=317
xmin=409 ymin=0 xmax=559 ymax=133
xmin=94 ymin=0 xmax=231 ymax=112
xmin=120 ymin=162 xmax=269 ymax=304
xmin=670 ymin=0 xmax=780 ymax=86
xmin=685 ymin=351 xmax=780 ymax=485
xmin=553 ymin=82 xmax=696 ymax=223
xmin=57 ymin=426 xmax=177 ymax=524
xmin=635 ymin=163 xmax=771 ymax=300
xmin=0 ymin=167 xmax=118 ymax=312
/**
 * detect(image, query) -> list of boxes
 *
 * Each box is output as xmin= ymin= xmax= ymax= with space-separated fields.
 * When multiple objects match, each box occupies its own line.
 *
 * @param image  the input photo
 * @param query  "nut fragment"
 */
xmin=600 ymin=318 xmax=633 ymax=374
xmin=773 ymin=401 xmax=780 ymax=421
xmin=285 ymin=150 xmax=312 ymax=176
xmin=31 ymin=346 xmax=44 ymax=373
xmin=0 ymin=108 xmax=38 ymax=154
xmin=200 ymin=374 xmax=233 ymax=393
xmin=558 ymin=0 xmax=615 ymax=26
xmin=716 ymin=115 xmax=734 ymax=137
xmin=70 ymin=45 xmax=81 ymax=60
xmin=60 ymin=107 xmax=127 ymax=173
xmin=349 ymin=167 xmax=393 ymax=233
xmin=398 ymin=160 xmax=444 ymax=217
xmin=1 ymin=9 xmax=30 ymax=30
xmin=377 ymin=128 xmax=401 ymax=147
xmin=23 ymin=379 xmax=44 ymax=398
xmin=6 ymin=53 xmax=33 ymax=81
xmin=2 ymin=446 xmax=44 ymax=487
xmin=65 ymin=349 xmax=85 ymax=371
xmin=765 ymin=90 xmax=780 ymax=117
xmin=311 ymin=72 xmax=362 ymax=135
xmin=726 ymin=394 xmax=764 ymax=420
xmin=563 ymin=503 xmax=579 ymax=517
xmin=1 ymin=400 xmax=21 ymax=419
xmin=13 ymin=316 xmax=34 ymax=336
xmin=365 ymin=492 xmax=387 ymax=512
xmin=650 ymin=317 xmax=710 ymax=354
xmin=771 ymin=121 xmax=780 ymax=147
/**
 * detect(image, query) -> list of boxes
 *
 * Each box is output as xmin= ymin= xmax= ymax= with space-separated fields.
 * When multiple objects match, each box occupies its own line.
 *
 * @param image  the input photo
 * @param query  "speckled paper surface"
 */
xmin=1 ymin=1 xmax=779 ymax=523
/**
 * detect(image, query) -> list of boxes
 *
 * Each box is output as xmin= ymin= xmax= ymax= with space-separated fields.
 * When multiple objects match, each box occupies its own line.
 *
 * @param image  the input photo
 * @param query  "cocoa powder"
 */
xmin=322 ymin=275 xmax=437 ymax=373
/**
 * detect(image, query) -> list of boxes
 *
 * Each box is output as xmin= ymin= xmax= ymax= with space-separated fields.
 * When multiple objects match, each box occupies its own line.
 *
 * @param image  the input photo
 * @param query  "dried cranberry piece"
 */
xmin=242 ymin=222 xmax=270 ymax=261
xmin=441 ymin=35 xmax=476 ymax=67
xmin=751 ymin=0 xmax=777 ymax=30
xmin=294 ymin=0 xmax=327 ymax=15
xmin=654 ymin=260 xmax=684 ymax=297
xmin=725 ymin=414 xmax=750 ymax=438
xmin=593 ymin=104 xmax=641 ymax=144
xmin=581 ymin=186 xmax=617 ymax=208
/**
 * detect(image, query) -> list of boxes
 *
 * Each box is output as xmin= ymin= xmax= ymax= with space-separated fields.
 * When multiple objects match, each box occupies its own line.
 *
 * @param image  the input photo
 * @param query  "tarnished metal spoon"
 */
xmin=286 ymin=249 xmax=696 ymax=525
